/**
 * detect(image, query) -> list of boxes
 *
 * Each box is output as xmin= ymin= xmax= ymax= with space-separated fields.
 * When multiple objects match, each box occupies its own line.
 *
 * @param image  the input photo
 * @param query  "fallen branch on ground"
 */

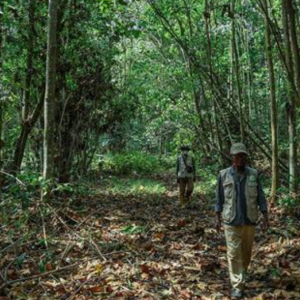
xmin=0 ymin=261 xmax=81 ymax=292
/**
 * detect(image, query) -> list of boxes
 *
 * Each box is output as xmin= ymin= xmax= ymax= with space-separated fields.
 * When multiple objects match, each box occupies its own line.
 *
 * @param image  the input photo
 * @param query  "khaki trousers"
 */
xmin=224 ymin=225 xmax=255 ymax=291
xmin=179 ymin=178 xmax=194 ymax=203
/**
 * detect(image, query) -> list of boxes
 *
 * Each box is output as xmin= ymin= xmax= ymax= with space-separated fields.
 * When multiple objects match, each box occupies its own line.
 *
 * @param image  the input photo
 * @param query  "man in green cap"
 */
xmin=215 ymin=143 xmax=269 ymax=299
xmin=176 ymin=145 xmax=196 ymax=205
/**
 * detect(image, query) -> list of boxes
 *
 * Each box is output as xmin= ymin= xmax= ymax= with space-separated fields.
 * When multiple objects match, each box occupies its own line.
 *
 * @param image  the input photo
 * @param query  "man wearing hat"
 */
xmin=215 ymin=143 xmax=269 ymax=299
xmin=176 ymin=145 xmax=196 ymax=205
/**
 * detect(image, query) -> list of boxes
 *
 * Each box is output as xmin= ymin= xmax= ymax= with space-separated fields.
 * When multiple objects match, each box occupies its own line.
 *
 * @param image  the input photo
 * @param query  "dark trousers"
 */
xmin=179 ymin=178 xmax=194 ymax=203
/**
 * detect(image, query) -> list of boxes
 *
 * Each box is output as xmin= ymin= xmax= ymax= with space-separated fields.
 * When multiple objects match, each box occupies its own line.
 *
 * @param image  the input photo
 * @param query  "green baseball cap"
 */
xmin=230 ymin=143 xmax=249 ymax=155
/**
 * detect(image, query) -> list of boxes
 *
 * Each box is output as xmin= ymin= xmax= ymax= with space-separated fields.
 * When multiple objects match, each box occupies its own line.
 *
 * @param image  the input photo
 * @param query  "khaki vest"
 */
xmin=178 ymin=155 xmax=194 ymax=179
xmin=220 ymin=167 xmax=259 ymax=223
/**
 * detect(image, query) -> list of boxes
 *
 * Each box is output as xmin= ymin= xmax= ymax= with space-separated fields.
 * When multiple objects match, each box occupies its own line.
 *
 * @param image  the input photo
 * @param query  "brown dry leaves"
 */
xmin=0 ymin=182 xmax=300 ymax=300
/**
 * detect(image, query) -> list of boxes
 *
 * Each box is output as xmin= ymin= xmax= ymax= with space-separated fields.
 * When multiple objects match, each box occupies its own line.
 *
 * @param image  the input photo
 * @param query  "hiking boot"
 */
xmin=231 ymin=288 xmax=243 ymax=299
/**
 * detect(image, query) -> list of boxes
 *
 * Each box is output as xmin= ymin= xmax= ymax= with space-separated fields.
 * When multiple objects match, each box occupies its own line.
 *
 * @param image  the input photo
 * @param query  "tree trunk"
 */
xmin=0 ymin=1 xmax=4 ymax=200
xmin=204 ymin=0 xmax=223 ymax=159
xmin=184 ymin=52 xmax=209 ymax=157
xmin=11 ymin=92 xmax=44 ymax=172
xmin=42 ymin=0 xmax=58 ymax=201
xmin=10 ymin=0 xmax=45 ymax=173
xmin=262 ymin=0 xmax=279 ymax=204
xmin=286 ymin=0 xmax=300 ymax=97
xmin=231 ymin=0 xmax=245 ymax=142
xmin=244 ymin=28 xmax=254 ymax=123
xmin=283 ymin=0 xmax=298 ymax=192
xmin=22 ymin=0 xmax=35 ymax=120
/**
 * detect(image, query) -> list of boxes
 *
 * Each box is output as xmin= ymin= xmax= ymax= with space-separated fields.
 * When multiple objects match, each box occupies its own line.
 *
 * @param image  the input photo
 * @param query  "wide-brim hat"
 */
xmin=230 ymin=143 xmax=249 ymax=155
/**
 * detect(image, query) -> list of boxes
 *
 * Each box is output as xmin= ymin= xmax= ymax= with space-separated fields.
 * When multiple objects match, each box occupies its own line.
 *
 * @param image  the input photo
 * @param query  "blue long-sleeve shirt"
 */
xmin=215 ymin=166 xmax=268 ymax=225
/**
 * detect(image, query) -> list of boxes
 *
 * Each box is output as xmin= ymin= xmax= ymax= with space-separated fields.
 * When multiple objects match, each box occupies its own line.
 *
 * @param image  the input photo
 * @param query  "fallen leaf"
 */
xmin=181 ymin=289 xmax=191 ymax=299
xmin=95 ymin=264 xmax=103 ymax=274
xmin=140 ymin=264 xmax=150 ymax=274
xmin=89 ymin=286 xmax=103 ymax=293
xmin=197 ymin=282 xmax=207 ymax=290
xmin=106 ymin=285 xmax=114 ymax=293
xmin=177 ymin=219 xmax=187 ymax=228
xmin=141 ymin=272 xmax=150 ymax=280
xmin=153 ymin=232 xmax=165 ymax=240
xmin=141 ymin=240 xmax=153 ymax=251
xmin=217 ymin=245 xmax=227 ymax=252
xmin=46 ymin=262 xmax=52 ymax=271
xmin=7 ymin=269 xmax=18 ymax=280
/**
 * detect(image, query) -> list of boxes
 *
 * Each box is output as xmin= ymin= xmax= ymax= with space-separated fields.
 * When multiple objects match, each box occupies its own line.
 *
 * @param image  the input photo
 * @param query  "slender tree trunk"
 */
xmin=10 ymin=0 xmax=38 ymax=172
xmin=42 ymin=0 xmax=58 ymax=201
xmin=243 ymin=28 xmax=253 ymax=122
xmin=191 ymin=85 xmax=210 ymax=157
xmin=12 ymin=92 xmax=44 ymax=172
xmin=182 ymin=48 xmax=209 ymax=158
xmin=231 ymin=0 xmax=245 ymax=142
xmin=0 ymin=1 xmax=4 ymax=200
xmin=262 ymin=0 xmax=279 ymax=204
xmin=283 ymin=0 xmax=298 ymax=192
xmin=204 ymin=0 xmax=223 ymax=158
xmin=176 ymin=8 xmax=210 ymax=158
xmin=22 ymin=0 xmax=35 ymax=120
xmin=286 ymin=0 xmax=300 ymax=97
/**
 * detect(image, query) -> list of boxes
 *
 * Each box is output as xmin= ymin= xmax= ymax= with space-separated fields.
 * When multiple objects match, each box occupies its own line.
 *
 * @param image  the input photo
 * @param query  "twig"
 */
xmin=65 ymin=278 xmax=94 ymax=300
xmin=74 ymin=207 xmax=102 ymax=230
xmin=0 ymin=271 xmax=5 ymax=284
xmin=58 ymin=242 xmax=75 ymax=268
xmin=46 ymin=203 xmax=107 ymax=262
xmin=0 ymin=262 xmax=80 ymax=291
xmin=0 ymin=237 xmax=22 ymax=254
xmin=0 ymin=171 xmax=25 ymax=186
xmin=3 ymin=258 xmax=15 ymax=285
xmin=89 ymin=234 xmax=107 ymax=262
xmin=39 ymin=206 xmax=49 ymax=251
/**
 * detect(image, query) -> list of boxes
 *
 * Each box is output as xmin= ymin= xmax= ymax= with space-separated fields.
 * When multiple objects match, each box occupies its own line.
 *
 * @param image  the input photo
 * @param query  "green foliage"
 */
xmin=101 ymin=152 xmax=172 ymax=175
xmin=194 ymin=165 xmax=219 ymax=197
xmin=277 ymin=188 xmax=300 ymax=211
xmin=270 ymin=268 xmax=281 ymax=278
xmin=38 ymin=259 xmax=47 ymax=273
xmin=121 ymin=224 xmax=147 ymax=234
xmin=2 ymin=172 xmax=41 ymax=211
xmin=15 ymin=253 xmax=26 ymax=267
xmin=3 ymin=172 xmax=91 ymax=208
xmin=1 ymin=0 xmax=300 ymax=202
xmin=1 ymin=171 xmax=95 ymax=231
xmin=101 ymin=176 xmax=167 ymax=196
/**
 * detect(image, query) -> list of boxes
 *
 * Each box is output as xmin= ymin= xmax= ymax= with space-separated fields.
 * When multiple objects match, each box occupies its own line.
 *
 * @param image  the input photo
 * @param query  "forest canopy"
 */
xmin=1 ymin=0 xmax=300 ymax=196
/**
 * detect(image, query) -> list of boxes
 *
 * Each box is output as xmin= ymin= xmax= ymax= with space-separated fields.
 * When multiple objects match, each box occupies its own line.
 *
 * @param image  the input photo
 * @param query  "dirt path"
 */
xmin=1 ymin=180 xmax=300 ymax=299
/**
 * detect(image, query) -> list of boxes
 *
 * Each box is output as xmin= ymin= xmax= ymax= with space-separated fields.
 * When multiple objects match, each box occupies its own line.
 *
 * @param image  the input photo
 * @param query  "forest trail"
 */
xmin=3 ymin=0 xmax=300 ymax=298
xmin=1 ymin=177 xmax=300 ymax=300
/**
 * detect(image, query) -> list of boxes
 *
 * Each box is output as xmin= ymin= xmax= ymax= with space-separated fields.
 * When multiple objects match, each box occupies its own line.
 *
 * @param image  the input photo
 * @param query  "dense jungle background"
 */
xmin=0 ymin=0 xmax=300 ymax=299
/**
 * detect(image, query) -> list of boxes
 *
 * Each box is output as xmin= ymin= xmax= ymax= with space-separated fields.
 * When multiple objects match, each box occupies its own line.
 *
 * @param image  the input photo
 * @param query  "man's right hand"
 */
xmin=216 ymin=213 xmax=222 ymax=233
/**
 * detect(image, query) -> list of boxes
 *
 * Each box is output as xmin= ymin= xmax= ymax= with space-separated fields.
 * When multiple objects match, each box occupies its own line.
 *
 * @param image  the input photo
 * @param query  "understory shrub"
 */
xmin=99 ymin=151 xmax=173 ymax=175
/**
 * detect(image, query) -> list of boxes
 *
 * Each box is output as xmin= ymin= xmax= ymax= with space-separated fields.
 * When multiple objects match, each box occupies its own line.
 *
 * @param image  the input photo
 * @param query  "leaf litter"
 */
xmin=0 ymin=179 xmax=300 ymax=300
